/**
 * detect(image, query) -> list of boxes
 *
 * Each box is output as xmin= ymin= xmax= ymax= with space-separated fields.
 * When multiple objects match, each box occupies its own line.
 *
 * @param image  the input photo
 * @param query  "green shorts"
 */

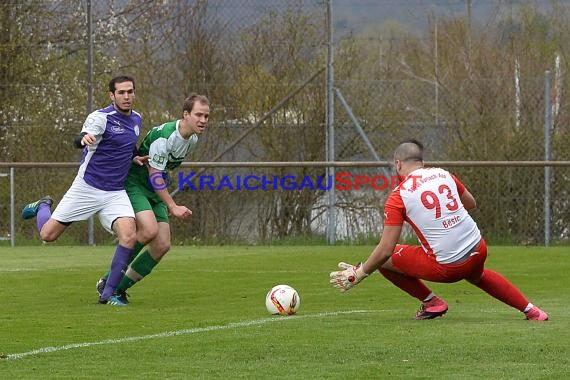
xmin=125 ymin=182 xmax=169 ymax=223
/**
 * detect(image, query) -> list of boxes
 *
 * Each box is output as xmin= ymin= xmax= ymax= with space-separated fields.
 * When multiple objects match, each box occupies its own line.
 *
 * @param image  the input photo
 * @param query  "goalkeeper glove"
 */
xmin=329 ymin=262 xmax=369 ymax=292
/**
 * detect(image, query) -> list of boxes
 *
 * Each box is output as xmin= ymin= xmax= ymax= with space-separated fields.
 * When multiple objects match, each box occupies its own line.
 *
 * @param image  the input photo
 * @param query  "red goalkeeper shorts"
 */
xmin=390 ymin=238 xmax=488 ymax=283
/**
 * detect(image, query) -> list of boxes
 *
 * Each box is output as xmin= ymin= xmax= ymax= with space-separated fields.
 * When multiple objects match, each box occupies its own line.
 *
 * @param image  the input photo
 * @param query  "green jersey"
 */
xmin=126 ymin=120 xmax=199 ymax=194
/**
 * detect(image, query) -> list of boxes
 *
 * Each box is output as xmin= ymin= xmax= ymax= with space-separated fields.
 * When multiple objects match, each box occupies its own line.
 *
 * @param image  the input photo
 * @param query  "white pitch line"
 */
xmin=3 ymin=310 xmax=371 ymax=361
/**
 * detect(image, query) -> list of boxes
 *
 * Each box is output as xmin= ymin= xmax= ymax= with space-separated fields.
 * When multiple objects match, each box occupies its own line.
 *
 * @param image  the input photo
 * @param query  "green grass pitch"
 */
xmin=0 ymin=245 xmax=568 ymax=379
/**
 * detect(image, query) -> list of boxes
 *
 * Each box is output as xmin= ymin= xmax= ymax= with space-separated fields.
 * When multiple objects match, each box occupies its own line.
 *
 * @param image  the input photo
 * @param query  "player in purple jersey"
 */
xmin=21 ymin=75 xmax=145 ymax=306
xmin=96 ymin=94 xmax=210 ymax=303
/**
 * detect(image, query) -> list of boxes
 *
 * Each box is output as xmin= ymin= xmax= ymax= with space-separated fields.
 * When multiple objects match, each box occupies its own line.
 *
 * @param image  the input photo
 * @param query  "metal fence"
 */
xmin=1 ymin=160 xmax=569 ymax=246
xmin=2 ymin=1 xmax=570 ymax=245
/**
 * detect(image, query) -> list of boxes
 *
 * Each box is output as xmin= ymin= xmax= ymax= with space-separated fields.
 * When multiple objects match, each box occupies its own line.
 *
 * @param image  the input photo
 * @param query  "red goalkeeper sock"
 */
xmin=379 ymin=268 xmax=432 ymax=301
xmin=471 ymin=269 xmax=529 ymax=311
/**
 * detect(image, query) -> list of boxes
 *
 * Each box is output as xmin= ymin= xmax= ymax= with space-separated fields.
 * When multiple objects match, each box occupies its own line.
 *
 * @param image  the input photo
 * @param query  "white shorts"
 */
xmin=51 ymin=176 xmax=135 ymax=233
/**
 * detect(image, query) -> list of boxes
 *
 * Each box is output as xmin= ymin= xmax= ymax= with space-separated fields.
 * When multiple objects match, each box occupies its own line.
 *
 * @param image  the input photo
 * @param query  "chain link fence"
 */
xmin=2 ymin=162 xmax=569 ymax=246
xmin=1 ymin=1 xmax=569 ymax=245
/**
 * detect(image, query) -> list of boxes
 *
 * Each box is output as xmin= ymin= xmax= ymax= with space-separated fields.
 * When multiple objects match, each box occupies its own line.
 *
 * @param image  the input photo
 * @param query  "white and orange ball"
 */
xmin=265 ymin=284 xmax=300 ymax=316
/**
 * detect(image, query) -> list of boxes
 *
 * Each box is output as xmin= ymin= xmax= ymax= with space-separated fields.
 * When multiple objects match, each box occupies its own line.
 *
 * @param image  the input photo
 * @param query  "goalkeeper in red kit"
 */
xmin=330 ymin=139 xmax=548 ymax=321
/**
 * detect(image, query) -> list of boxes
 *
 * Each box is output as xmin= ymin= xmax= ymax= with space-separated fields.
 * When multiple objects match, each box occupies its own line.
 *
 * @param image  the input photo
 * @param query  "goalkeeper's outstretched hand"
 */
xmin=329 ymin=262 xmax=368 ymax=292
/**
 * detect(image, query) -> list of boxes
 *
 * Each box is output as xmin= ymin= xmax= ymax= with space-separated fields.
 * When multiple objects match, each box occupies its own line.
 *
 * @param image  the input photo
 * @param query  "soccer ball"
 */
xmin=265 ymin=284 xmax=300 ymax=316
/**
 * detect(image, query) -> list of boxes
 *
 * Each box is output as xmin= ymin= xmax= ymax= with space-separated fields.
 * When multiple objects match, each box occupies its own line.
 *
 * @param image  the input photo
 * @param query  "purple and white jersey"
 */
xmin=77 ymin=104 xmax=141 ymax=191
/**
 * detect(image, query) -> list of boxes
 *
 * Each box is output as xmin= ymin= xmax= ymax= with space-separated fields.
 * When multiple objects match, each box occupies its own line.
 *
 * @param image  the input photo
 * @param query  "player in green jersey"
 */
xmin=96 ymin=94 xmax=210 ymax=303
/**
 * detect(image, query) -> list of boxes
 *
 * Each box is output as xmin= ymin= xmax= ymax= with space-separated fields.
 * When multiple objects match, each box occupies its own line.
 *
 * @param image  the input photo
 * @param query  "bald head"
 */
xmin=393 ymin=139 xmax=424 ymax=176
xmin=394 ymin=139 xmax=424 ymax=162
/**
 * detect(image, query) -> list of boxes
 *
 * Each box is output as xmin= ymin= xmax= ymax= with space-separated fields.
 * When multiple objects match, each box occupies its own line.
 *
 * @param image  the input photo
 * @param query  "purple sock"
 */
xmin=36 ymin=203 xmax=51 ymax=232
xmin=100 ymin=245 xmax=134 ymax=301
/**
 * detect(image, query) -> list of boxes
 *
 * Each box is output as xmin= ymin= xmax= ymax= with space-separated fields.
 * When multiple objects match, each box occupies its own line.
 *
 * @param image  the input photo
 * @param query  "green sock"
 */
xmin=132 ymin=240 xmax=146 ymax=257
xmin=117 ymin=249 xmax=158 ymax=291
xmin=101 ymin=240 xmax=146 ymax=280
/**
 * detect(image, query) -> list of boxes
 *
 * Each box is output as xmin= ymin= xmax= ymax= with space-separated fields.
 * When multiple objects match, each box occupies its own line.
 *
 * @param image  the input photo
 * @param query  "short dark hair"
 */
xmin=109 ymin=75 xmax=135 ymax=93
xmin=183 ymin=93 xmax=210 ymax=113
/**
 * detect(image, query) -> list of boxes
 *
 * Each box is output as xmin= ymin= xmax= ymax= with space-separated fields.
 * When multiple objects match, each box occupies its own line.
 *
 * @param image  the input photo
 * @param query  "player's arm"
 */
xmin=330 ymin=196 xmax=404 ymax=292
xmin=147 ymin=166 xmax=175 ymax=207
xmin=73 ymin=132 xmax=97 ymax=148
xmin=452 ymin=174 xmax=476 ymax=210
xmin=73 ymin=132 xmax=88 ymax=148
xmin=361 ymin=225 xmax=402 ymax=274
xmin=75 ymin=112 xmax=104 ymax=147
xmin=362 ymin=195 xmax=405 ymax=274
xmin=459 ymin=188 xmax=476 ymax=210
xmin=329 ymin=226 xmax=401 ymax=292
xmin=147 ymin=165 xmax=192 ymax=219
xmin=147 ymin=137 xmax=192 ymax=219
